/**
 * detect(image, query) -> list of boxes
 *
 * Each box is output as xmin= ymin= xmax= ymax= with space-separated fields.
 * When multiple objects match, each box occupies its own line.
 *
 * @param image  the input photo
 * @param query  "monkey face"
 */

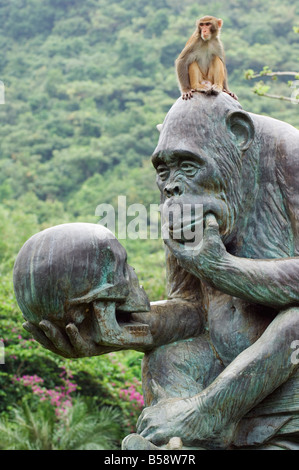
xmin=199 ymin=22 xmax=213 ymax=41
xmin=197 ymin=16 xmax=223 ymax=41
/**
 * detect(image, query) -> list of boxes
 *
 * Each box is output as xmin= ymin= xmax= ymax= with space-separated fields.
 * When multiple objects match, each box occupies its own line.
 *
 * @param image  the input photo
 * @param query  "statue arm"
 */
xmin=201 ymin=255 xmax=299 ymax=309
xmin=132 ymin=298 xmax=205 ymax=347
xmin=23 ymin=297 xmax=205 ymax=358
xmin=165 ymin=214 xmax=299 ymax=310
xmin=182 ymin=159 xmax=299 ymax=309
xmin=130 ymin=244 xmax=206 ymax=347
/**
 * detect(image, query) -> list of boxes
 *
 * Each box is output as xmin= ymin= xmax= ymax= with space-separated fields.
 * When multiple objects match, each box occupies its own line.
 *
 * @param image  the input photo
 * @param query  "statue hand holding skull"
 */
xmin=13 ymin=93 xmax=299 ymax=450
xmin=13 ymin=223 xmax=155 ymax=357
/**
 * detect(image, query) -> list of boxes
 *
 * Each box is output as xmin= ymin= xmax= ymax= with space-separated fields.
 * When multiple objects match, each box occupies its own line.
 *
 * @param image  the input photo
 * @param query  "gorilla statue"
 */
xmin=14 ymin=93 xmax=299 ymax=450
xmin=131 ymin=92 xmax=299 ymax=450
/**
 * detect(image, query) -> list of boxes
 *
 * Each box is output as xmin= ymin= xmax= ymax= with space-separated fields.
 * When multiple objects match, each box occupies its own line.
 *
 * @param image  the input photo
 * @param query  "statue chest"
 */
xmin=205 ymin=288 xmax=276 ymax=366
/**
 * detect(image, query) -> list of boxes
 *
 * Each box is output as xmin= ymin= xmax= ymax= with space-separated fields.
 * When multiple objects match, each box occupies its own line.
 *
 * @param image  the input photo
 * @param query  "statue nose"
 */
xmin=164 ymin=182 xmax=183 ymax=198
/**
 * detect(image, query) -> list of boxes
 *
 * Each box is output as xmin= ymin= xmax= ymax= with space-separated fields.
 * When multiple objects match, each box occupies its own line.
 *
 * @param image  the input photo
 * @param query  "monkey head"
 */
xmin=196 ymin=16 xmax=223 ymax=41
xmin=153 ymin=93 xmax=255 ymax=248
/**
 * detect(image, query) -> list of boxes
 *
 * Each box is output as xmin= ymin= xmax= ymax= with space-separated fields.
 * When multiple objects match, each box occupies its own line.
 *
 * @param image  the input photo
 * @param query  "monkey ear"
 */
xmin=226 ymin=111 xmax=255 ymax=152
xmin=217 ymin=19 xmax=223 ymax=29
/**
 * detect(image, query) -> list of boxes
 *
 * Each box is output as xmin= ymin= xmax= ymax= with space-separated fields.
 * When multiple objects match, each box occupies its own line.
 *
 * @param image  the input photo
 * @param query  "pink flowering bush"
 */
xmin=118 ymin=378 xmax=144 ymax=432
xmin=98 ymin=352 xmax=145 ymax=433
xmin=13 ymin=366 xmax=78 ymax=418
xmin=119 ymin=381 xmax=144 ymax=408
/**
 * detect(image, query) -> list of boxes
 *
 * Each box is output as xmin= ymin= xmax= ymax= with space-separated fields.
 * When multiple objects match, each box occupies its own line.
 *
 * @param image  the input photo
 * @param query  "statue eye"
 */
xmin=180 ymin=161 xmax=199 ymax=176
xmin=156 ymin=165 xmax=169 ymax=181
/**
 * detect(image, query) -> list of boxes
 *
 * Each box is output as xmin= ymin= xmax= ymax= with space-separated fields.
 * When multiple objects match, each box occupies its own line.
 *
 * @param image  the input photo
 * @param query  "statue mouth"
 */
xmin=115 ymin=310 xmax=150 ymax=336
xmin=168 ymin=213 xmax=203 ymax=240
xmin=163 ymin=195 xmax=203 ymax=241
xmin=93 ymin=300 xmax=153 ymax=347
xmin=162 ymin=195 xmax=226 ymax=242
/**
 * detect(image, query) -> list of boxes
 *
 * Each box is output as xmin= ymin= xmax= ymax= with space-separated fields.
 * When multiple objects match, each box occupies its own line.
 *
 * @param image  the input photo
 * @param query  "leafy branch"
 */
xmin=244 ymin=26 xmax=299 ymax=104
xmin=245 ymin=67 xmax=299 ymax=104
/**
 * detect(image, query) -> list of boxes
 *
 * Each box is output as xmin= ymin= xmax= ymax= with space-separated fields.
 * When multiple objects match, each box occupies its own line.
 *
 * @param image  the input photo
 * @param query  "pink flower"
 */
xmin=13 ymin=367 xmax=78 ymax=418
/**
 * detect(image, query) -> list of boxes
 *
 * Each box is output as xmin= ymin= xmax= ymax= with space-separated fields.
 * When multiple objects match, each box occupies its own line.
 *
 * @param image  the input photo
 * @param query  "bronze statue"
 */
xmin=14 ymin=93 xmax=299 ymax=450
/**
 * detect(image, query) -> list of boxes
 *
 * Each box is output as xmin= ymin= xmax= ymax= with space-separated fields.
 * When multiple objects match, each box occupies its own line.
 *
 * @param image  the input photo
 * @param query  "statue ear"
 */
xmin=226 ymin=110 xmax=255 ymax=152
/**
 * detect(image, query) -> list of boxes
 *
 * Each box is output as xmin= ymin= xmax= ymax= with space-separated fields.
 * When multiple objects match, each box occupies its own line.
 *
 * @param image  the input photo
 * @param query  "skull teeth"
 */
xmin=122 ymin=323 xmax=150 ymax=336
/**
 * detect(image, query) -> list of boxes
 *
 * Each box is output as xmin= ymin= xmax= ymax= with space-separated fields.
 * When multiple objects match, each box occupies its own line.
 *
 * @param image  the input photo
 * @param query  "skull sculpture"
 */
xmin=13 ymin=223 xmax=152 ymax=348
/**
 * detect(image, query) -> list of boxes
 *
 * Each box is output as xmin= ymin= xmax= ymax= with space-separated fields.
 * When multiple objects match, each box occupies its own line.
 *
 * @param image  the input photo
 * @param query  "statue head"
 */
xmin=153 ymin=93 xmax=256 ymax=246
xmin=13 ymin=223 xmax=152 ymax=348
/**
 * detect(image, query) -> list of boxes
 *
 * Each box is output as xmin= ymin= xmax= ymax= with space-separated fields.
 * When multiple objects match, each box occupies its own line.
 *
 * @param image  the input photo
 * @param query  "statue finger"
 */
xmin=139 ymin=428 xmax=168 ymax=446
xmin=131 ymin=311 xmax=151 ymax=324
xmin=39 ymin=320 xmax=73 ymax=358
xmin=22 ymin=321 xmax=62 ymax=356
xmin=136 ymin=408 xmax=151 ymax=433
xmin=136 ymin=413 xmax=145 ymax=433
xmin=163 ymin=236 xmax=183 ymax=258
xmin=65 ymin=323 xmax=90 ymax=357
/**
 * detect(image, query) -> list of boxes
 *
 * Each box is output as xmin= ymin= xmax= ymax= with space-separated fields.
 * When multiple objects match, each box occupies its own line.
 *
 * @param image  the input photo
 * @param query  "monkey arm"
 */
xmin=175 ymin=56 xmax=192 ymax=93
xmin=208 ymin=56 xmax=225 ymax=92
xmin=175 ymin=35 xmax=198 ymax=94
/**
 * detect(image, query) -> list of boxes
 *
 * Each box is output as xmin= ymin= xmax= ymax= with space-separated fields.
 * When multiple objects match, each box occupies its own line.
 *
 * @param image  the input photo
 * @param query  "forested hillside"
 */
xmin=0 ymin=0 xmax=299 ymax=448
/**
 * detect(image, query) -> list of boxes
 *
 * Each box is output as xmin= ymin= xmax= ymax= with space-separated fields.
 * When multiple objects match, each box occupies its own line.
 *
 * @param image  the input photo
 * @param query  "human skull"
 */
xmin=13 ymin=223 xmax=152 ymax=348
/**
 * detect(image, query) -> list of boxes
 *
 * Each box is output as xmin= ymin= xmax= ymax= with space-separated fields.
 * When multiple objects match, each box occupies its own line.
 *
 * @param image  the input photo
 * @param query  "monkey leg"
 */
xmin=188 ymin=62 xmax=211 ymax=92
xmin=207 ymin=56 xmax=238 ymax=100
xmin=207 ymin=56 xmax=225 ymax=94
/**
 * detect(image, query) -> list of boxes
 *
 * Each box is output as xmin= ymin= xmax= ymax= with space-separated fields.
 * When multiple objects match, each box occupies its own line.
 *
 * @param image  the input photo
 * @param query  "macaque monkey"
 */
xmin=175 ymin=16 xmax=238 ymax=101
